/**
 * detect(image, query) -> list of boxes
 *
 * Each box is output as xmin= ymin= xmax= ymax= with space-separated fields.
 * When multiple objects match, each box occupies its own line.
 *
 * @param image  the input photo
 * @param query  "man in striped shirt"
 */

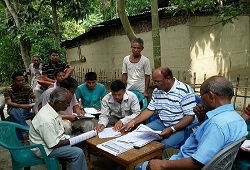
xmin=42 ymin=49 xmax=74 ymax=81
xmin=4 ymin=72 xmax=38 ymax=141
xmin=241 ymin=103 xmax=250 ymax=122
xmin=123 ymin=67 xmax=196 ymax=149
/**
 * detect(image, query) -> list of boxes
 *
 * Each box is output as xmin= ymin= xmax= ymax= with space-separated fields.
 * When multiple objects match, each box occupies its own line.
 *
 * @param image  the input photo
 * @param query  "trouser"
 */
xmin=62 ymin=119 xmax=94 ymax=135
xmin=108 ymin=115 xmax=120 ymax=125
xmin=49 ymin=145 xmax=87 ymax=170
xmin=146 ymin=119 xmax=186 ymax=149
xmin=8 ymin=108 xmax=30 ymax=140
xmin=162 ymin=148 xmax=180 ymax=159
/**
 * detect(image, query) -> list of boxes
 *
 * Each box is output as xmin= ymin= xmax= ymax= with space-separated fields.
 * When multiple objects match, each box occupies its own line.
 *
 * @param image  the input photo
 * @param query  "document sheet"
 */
xmin=241 ymin=139 xmax=250 ymax=150
xmin=69 ymin=130 xmax=97 ymax=146
xmin=72 ymin=113 xmax=95 ymax=119
xmin=98 ymin=127 xmax=122 ymax=138
xmin=97 ymin=124 xmax=162 ymax=156
xmin=84 ymin=108 xmax=101 ymax=115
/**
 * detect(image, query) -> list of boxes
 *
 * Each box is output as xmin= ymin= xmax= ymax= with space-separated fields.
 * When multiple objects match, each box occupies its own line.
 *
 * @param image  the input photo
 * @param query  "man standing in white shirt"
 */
xmin=122 ymin=38 xmax=151 ymax=98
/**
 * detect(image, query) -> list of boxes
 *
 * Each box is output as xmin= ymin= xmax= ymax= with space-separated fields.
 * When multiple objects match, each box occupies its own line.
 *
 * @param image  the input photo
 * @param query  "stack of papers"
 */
xmin=97 ymin=138 xmax=133 ymax=156
xmin=241 ymin=140 xmax=250 ymax=150
xmin=69 ymin=130 xmax=97 ymax=145
xmin=97 ymin=124 xmax=162 ymax=156
xmin=73 ymin=113 xmax=95 ymax=119
xmin=84 ymin=108 xmax=101 ymax=115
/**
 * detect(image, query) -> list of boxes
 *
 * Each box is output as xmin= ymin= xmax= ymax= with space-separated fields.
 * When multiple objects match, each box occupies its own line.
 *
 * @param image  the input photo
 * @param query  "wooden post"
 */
xmin=243 ymin=77 xmax=248 ymax=110
xmin=233 ymin=75 xmax=240 ymax=108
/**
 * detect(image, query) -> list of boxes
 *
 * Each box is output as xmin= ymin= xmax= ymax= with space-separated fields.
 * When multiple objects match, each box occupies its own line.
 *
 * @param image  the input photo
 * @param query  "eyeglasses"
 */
xmin=153 ymin=78 xmax=165 ymax=83
xmin=59 ymin=101 xmax=70 ymax=106
xmin=200 ymin=91 xmax=209 ymax=97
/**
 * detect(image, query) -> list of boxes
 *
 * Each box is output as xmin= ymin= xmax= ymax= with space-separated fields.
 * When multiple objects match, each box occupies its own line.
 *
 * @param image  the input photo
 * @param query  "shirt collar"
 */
xmin=109 ymin=90 xmax=129 ymax=103
xmin=45 ymin=103 xmax=60 ymax=119
xmin=206 ymin=104 xmax=234 ymax=119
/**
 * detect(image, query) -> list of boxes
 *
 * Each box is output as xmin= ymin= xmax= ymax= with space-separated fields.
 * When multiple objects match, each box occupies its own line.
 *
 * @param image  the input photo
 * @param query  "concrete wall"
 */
xmin=66 ymin=33 xmax=155 ymax=77
xmin=189 ymin=16 xmax=250 ymax=84
xmin=65 ymin=15 xmax=250 ymax=85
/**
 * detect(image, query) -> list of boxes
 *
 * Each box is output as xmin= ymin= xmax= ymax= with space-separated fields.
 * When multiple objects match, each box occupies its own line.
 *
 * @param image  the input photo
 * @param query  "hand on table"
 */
xmin=113 ymin=120 xmax=123 ymax=131
xmin=94 ymin=124 xmax=105 ymax=132
xmin=121 ymin=120 xmax=135 ymax=132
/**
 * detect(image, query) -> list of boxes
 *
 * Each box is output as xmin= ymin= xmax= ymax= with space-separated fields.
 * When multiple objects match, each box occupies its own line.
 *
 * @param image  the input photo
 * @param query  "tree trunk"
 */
xmin=151 ymin=0 xmax=161 ymax=68
xmin=4 ymin=0 xmax=30 ymax=70
xmin=117 ymin=0 xmax=136 ymax=41
xmin=51 ymin=0 xmax=61 ymax=43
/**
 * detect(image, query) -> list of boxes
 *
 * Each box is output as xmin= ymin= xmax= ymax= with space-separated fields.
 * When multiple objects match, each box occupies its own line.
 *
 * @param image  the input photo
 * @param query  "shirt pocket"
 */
xmin=122 ymin=106 xmax=131 ymax=116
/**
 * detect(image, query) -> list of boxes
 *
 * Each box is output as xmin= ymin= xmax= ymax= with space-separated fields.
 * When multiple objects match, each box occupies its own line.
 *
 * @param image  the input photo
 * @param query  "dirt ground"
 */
xmin=0 ymin=89 xmax=246 ymax=170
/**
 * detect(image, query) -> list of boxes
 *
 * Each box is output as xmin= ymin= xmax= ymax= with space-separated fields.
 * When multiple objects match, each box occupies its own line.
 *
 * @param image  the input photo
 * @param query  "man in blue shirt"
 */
xmin=76 ymin=72 xmax=106 ymax=110
xmin=135 ymin=76 xmax=248 ymax=170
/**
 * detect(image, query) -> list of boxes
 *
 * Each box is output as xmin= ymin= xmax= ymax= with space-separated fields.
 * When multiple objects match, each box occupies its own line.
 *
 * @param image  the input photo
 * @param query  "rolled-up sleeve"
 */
xmin=120 ymin=93 xmax=141 ymax=124
xmin=98 ymin=96 xmax=110 ymax=127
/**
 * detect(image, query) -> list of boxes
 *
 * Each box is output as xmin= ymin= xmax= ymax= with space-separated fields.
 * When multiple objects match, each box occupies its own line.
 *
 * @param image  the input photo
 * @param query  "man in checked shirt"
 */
xmin=95 ymin=80 xmax=141 ymax=132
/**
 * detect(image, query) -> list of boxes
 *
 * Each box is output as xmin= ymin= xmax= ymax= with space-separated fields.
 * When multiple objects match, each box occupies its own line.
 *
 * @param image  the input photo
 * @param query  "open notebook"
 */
xmin=97 ymin=124 xmax=162 ymax=156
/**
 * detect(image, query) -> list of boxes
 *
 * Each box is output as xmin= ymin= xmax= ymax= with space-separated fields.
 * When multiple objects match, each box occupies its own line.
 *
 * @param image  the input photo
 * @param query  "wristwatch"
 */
xmin=170 ymin=126 xmax=176 ymax=133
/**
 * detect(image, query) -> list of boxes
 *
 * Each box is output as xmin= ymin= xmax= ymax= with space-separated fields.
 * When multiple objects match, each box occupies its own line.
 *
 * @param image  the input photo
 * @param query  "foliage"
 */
xmin=81 ymin=14 xmax=103 ymax=32
xmin=168 ymin=0 xmax=250 ymax=26
xmin=90 ymin=0 xmax=150 ymax=21
xmin=125 ymin=0 xmax=151 ymax=14
xmin=0 ymin=25 xmax=25 ymax=83
xmin=1 ymin=0 xmax=248 ymax=85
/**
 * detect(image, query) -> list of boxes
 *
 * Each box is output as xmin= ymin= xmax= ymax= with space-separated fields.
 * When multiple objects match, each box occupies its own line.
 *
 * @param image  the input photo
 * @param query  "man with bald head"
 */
xmin=29 ymin=87 xmax=87 ymax=170
xmin=123 ymin=67 xmax=197 ymax=149
xmin=135 ymin=76 xmax=247 ymax=170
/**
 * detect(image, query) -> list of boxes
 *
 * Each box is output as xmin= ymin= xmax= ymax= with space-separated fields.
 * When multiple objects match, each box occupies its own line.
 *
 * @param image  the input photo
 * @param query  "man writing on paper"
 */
xmin=42 ymin=77 xmax=94 ymax=135
xmin=76 ymin=72 xmax=106 ymax=110
xmin=95 ymin=80 xmax=141 ymax=132
xmin=29 ymin=87 xmax=88 ymax=170
xmin=122 ymin=67 xmax=197 ymax=150
xmin=135 ymin=76 xmax=247 ymax=170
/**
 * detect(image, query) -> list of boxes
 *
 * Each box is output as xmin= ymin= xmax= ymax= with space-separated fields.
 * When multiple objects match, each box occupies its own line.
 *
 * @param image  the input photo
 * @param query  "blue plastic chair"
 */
xmin=130 ymin=90 xmax=148 ymax=111
xmin=202 ymin=137 xmax=246 ymax=170
xmin=0 ymin=121 xmax=59 ymax=170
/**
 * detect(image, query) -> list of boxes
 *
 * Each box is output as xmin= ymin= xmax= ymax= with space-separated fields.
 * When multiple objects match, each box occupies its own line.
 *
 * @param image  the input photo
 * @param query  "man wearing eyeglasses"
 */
xmin=122 ymin=67 xmax=197 ymax=150
xmin=29 ymin=87 xmax=88 ymax=170
xmin=42 ymin=77 xmax=94 ymax=135
xmin=135 ymin=76 xmax=247 ymax=170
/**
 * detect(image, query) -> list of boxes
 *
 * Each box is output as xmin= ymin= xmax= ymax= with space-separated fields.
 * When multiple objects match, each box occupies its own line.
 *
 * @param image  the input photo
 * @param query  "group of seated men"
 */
xmin=3 ymin=66 xmax=249 ymax=170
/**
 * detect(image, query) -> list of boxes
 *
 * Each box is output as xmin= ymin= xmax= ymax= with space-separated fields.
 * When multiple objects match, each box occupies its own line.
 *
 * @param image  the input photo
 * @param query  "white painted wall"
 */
xmin=65 ymin=15 xmax=250 ymax=85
